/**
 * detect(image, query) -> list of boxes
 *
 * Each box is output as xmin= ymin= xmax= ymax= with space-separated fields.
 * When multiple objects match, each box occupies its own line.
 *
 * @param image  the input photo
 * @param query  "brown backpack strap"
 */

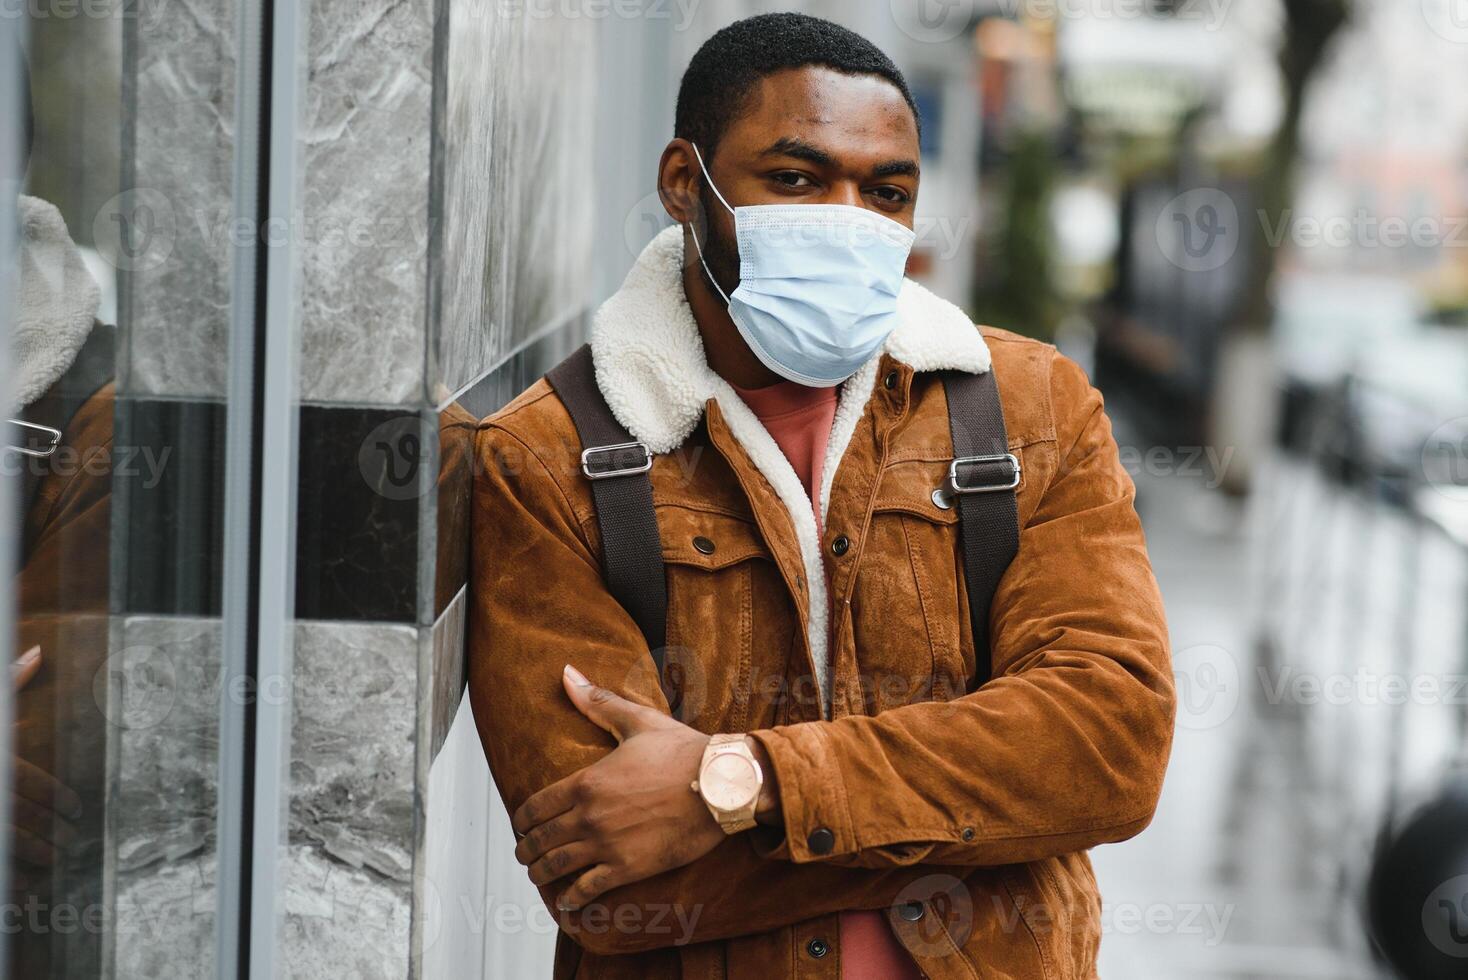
xmin=941 ymin=369 xmax=1021 ymax=687
xmin=545 ymin=345 xmax=668 ymax=666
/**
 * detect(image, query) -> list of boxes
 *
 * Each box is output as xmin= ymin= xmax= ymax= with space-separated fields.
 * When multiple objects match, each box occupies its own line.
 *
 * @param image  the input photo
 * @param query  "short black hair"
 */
xmin=674 ymin=13 xmax=919 ymax=158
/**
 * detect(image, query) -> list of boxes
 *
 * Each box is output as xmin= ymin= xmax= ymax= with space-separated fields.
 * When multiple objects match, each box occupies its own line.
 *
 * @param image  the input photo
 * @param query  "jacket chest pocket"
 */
xmin=656 ymin=504 xmax=790 ymax=733
xmin=848 ymin=459 xmax=974 ymax=713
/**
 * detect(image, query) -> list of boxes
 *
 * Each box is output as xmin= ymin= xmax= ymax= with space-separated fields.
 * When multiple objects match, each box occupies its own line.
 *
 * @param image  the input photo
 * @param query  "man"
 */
xmin=469 ymin=13 xmax=1174 ymax=979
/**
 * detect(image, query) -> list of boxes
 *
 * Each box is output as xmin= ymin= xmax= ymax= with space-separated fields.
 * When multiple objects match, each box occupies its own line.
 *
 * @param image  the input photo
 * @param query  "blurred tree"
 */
xmin=1237 ymin=0 xmax=1351 ymax=330
xmin=970 ymin=130 xmax=1060 ymax=341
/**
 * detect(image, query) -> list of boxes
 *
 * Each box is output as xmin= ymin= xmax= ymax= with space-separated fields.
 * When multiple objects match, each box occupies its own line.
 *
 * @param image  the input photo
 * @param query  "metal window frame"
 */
xmin=0 ymin=13 xmax=26 ymax=974
xmin=216 ymin=0 xmax=306 ymax=976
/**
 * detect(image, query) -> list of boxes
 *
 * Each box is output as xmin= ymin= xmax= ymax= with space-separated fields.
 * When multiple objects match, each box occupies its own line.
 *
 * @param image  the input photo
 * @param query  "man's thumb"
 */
xmin=13 ymin=645 xmax=41 ymax=691
xmin=562 ymin=664 xmax=650 ymax=742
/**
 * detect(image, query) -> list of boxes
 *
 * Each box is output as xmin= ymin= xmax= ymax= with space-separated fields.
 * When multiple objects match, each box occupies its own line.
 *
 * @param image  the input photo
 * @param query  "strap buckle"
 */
xmin=5 ymin=419 xmax=63 ymax=459
xmin=947 ymin=453 xmax=1021 ymax=495
xmin=581 ymin=441 xmax=653 ymax=480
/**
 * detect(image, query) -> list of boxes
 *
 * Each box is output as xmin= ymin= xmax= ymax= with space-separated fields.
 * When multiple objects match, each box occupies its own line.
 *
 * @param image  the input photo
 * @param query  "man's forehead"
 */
xmin=721 ymin=68 xmax=919 ymax=164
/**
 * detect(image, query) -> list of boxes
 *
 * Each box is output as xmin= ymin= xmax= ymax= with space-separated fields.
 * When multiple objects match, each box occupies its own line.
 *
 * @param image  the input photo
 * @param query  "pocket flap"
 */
xmin=656 ymin=504 xmax=770 ymax=570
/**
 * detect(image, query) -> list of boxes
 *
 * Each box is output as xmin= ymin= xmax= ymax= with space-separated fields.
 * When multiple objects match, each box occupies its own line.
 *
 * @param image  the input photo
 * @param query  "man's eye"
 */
xmin=870 ymin=186 xmax=910 ymax=204
xmin=771 ymin=172 xmax=814 ymax=187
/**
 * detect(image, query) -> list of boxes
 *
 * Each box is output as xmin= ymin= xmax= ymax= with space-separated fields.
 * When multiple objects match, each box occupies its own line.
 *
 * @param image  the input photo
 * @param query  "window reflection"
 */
xmin=10 ymin=188 xmax=114 ymax=978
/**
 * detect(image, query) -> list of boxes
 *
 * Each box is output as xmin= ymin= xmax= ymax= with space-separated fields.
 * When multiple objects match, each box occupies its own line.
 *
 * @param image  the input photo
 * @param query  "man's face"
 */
xmin=692 ymin=65 xmax=921 ymax=295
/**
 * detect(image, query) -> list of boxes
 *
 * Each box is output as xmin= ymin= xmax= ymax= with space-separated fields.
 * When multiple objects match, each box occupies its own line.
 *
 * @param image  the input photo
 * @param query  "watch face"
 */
xmin=702 ymin=753 xmax=759 ymax=811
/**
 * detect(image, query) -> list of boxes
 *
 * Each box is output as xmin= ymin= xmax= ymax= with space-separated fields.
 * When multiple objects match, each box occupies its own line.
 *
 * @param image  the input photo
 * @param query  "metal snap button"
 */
xmin=898 ymin=901 xmax=925 ymax=922
xmin=961 ymin=826 xmax=976 ymax=841
xmin=807 ymin=827 xmax=836 ymax=854
xmin=830 ymin=535 xmax=850 ymax=557
xmin=692 ymin=536 xmax=716 ymax=555
xmin=884 ymin=370 xmax=899 ymax=390
xmin=807 ymin=938 xmax=829 ymax=958
xmin=931 ymin=487 xmax=952 ymax=511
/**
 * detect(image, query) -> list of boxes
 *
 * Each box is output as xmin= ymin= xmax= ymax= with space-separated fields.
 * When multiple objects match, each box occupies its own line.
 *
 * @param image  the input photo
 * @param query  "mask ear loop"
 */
xmin=689 ymin=142 xmax=736 ymax=216
xmin=686 ymin=142 xmax=735 ymax=306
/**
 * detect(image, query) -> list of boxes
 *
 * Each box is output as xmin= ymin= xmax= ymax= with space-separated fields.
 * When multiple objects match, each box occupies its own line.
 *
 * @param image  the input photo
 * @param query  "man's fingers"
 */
xmin=514 ymin=810 xmax=581 ymax=866
xmin=12 ymin=645 xmax=40 ymax=691
xmin=557 ymin=863 xmax=623 ymax=912
xmin=562 ymin=664 xmax=660 ymax=742
xmin=526 ymin=840 xmax=598 ymax=887
xmin=10 ymin=795 xmax=76 ymax=850
xmin=12 ymin=758 xmax=83 ymax=820
xmin=10 ymin=827 xmax=57 ymax=868
xmin=512 ymin=777 xmax=576 ymax=839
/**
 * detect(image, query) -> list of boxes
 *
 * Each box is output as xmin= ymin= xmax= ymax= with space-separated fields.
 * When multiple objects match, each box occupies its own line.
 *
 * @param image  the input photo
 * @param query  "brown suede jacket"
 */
xmin=468 ymin=227 xmax=1175 ymax=979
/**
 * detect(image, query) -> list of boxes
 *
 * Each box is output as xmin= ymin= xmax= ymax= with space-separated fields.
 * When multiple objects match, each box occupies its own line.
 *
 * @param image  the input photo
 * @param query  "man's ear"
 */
xmin=656 ymin=139 xmax=702 ymax=225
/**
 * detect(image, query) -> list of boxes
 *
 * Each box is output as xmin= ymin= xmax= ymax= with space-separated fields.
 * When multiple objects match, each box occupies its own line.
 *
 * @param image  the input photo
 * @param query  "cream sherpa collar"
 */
xmin=587 ymin=224 xmax=989 ymax=717
xmin=11 ymin=195 xmax=100 ymax=411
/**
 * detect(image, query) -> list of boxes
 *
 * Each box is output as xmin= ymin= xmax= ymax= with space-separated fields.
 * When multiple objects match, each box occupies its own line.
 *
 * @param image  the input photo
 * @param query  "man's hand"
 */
xmin=512 ymin=664 xmax=722 ymax=911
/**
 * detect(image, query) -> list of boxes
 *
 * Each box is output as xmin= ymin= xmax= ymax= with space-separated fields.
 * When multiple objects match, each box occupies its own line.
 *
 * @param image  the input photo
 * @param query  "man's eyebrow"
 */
xmin=759 ymin=137 xmax=835 ymax=166
xmin=872 ymin=159 xmax=919 ymax=179
xmin=758 ymin=138 xmax=920 ymax=180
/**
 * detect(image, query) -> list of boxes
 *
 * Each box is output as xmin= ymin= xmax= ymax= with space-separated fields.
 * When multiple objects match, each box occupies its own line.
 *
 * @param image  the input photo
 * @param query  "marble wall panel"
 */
xmin=107 ymin=616 xmax=222 ymax=980
xmin=280 ymin=845 xmax=412 ymax=979
xmin=106 ymin=617 xmax=424 ymax=979
xmin=433 ymin=1 xmax=598 ymax=398
xmin=297 ymin=0 xmax=436 ymax=405
xmin=425 ymin=588 xmax=466 ymax=765
xmin=284 ymin=619 xmax=421 ymax=977
xmin=288 ymin=620 xmax=418 ymax=890
xmin=123 ymin=0 xmax=438 ymax=406
xmin=117 ymin=1 xmax=237 ymax=398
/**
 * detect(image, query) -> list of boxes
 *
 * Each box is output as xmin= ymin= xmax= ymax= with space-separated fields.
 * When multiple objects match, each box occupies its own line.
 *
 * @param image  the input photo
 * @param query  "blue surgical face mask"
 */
xmin=687 ymin=143 xmax=916 ymax=388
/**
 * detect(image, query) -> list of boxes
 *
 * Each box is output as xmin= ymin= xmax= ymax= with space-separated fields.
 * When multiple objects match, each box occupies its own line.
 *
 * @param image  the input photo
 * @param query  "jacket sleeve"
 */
xmin=467 ymin=419 xmax=945 ymax=955
xmin=750 ymin=352 xmax=1176 ymax=868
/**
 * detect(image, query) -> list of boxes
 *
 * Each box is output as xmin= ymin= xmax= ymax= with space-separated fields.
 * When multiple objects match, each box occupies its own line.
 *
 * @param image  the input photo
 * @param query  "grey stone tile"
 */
xmin=297 ymin=0 xmax=436 ymax=405
xmin=289 ymin=621 xmax=419 ymax=883
xmin=426 ymin=587 xmax=466 ymax=766
xmin=432 ymin=2 xmax=597 ymax=397
xmin=281 ymin=844 xmax=411 ymax=979
xmin=119 ymin=2 xmax=237 ymax=398
xmin=106 ymin=617 xmax=425 ymax=978
xmin=107 ymin=616 xmax=223 ymax=979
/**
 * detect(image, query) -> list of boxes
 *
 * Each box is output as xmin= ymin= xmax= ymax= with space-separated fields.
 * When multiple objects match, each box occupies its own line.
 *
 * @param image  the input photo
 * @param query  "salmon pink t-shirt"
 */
xmin=732 ymin=379 xmax=922 ymax=980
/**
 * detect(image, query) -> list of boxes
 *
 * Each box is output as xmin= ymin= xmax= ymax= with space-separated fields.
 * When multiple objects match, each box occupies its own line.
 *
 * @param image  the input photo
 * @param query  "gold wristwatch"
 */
xmin=691 ymin=733 xmax=763 ymax=834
